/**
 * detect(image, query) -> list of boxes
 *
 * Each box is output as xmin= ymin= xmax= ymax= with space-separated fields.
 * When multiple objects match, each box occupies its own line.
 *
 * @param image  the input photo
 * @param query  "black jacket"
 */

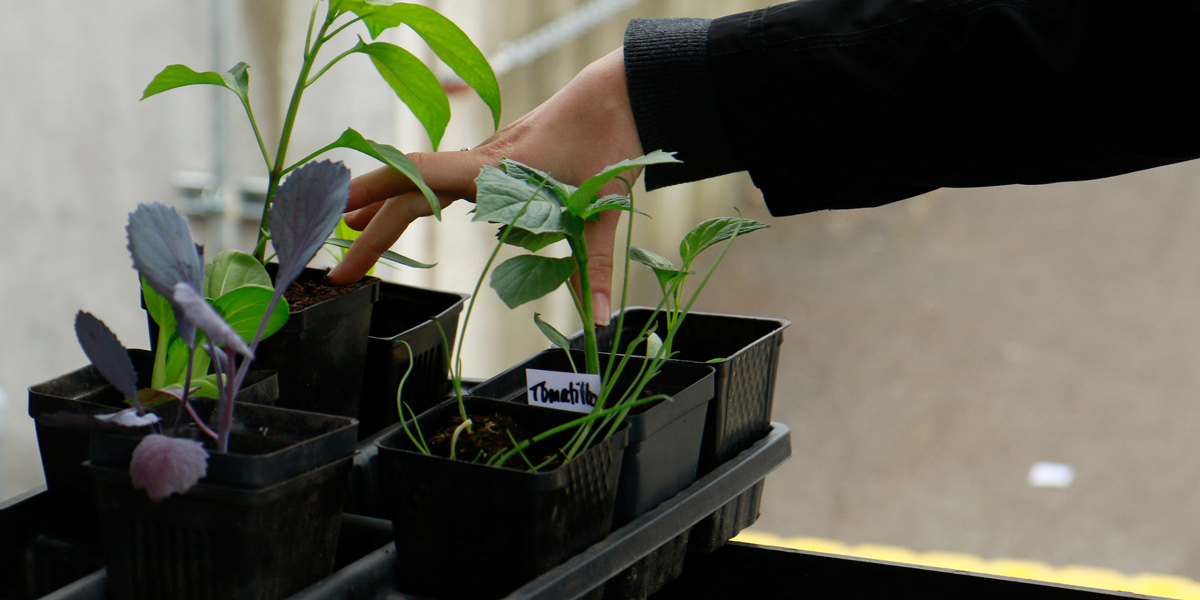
xmin=624 ymin=1 xmax=1200 ymax=216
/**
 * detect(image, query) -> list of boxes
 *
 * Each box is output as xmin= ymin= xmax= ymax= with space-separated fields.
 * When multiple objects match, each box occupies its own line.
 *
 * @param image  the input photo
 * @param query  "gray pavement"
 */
xmin=679 ymin=161 xmax=1200 ymax=579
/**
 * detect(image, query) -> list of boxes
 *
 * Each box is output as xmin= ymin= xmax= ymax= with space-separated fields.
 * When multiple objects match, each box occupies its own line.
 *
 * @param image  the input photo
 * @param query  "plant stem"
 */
xmin=448 ymin=178 xmax=548 ymax=425
xmin=568 ymin=236 xmax=600 ymax=376
xmin=254 ymin=1 xmax=330 ymax=262
xmin=449 ymin=418 xmax=472 ymax=461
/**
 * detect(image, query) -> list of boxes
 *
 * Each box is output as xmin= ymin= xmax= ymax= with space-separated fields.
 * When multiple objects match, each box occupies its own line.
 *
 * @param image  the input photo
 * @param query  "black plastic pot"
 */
xmin=472 ymin=349 xmax=713 ymax=600
xmin=357 ymin=280 xmax=467 ymax=440
xmin=0 ymin=488 xmax=105 ymax=600
xmin=27 ymin=349 xmax=278 ymax=496
xmin=8 ymin=513 xmax=393 ymax=600
xmin=471 ymin=348 xmax=714 ymax=528
xmin=292 ymin=423 xmax=792 ymax=600
xmin=255 ymin=265 xmax=379 ymax=419
xmin=375 ymin=396 xmax=628 ymax=600
xmin=86 ymin=399 xmax=358 ymax=600
xmin=570 ymin=307 xmax=789 ymax=553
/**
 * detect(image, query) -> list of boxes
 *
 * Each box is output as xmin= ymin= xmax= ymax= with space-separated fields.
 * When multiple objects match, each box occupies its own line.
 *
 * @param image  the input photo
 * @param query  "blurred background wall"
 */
xmin=7 ymin=0 xmax=1200 ymax=583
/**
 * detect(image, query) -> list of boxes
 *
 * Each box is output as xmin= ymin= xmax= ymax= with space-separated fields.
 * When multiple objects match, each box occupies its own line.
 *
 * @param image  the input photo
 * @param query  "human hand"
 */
xmin=326 ymin=47 xmax=644 ymax=325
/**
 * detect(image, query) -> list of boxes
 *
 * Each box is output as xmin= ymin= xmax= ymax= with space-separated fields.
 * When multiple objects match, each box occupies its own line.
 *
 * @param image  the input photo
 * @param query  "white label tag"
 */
xmin=524 ymin=369 xmax=601 ymax=414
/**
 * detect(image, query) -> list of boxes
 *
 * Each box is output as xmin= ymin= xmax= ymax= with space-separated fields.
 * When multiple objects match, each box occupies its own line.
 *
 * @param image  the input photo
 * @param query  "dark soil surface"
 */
xmin=284 ymin=271 xmax=377 ymax=311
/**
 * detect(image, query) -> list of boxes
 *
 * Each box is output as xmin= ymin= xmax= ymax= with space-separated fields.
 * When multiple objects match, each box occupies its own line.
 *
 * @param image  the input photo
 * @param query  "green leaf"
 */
xmin=143 ymin=279 xmax=177 ymax=390
xmin=329 ymin=0 xmax=369 ymax=17
xmin=142 ymin=62 xmax=250 ymax=104
xmin=534 ymin=312 xmax=575 ymax=361
xmin=204 ymin=249 xmax=271 ymax=300
xmin=143 ymin=278 xmax=176 ymax=331
xmin=355 ymin=41 xmax=450 ymax=150
xmin=500 ymin=159 xmax=576 ymax=201
xmin=360 ymin=3 xmax=501 ymax=129
xmin=316 ymin=128 xmax=441 ymax=219
xmin=499 ymin=227 xmax=565 ymax=252
xmin=679 ymin=217 xmax=771 ymax=265
xmin=567 ymin=150 xmax=681 ymax=215
xmin=135 ymin=388 xmax=183 ymax=408
xmin=630 ymin=246 xmax=683 ymax=291
xmin=473 ymin=165 xmax=569 ymax=235
xmin=584 ymin=194 xmax=644 ymax=219
xmin=323 ymin=238 xmax=436 ymax=269
xmin=490 ymin=255 xmax=575 ymax=309
xmin=162 ymin=335 xmax=192 ymax=388
xmin=212 ymin=285 xmax=289 ymax=344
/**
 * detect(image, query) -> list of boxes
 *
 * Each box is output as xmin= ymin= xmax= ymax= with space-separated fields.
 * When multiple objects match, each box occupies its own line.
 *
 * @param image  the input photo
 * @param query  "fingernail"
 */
xmin=593 ymin=292 xmax=611 ymax=327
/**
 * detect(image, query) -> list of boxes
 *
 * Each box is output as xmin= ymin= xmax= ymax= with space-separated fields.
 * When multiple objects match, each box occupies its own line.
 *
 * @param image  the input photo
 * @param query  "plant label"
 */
xmin=525 ymin=369 xmax=601 ymax=414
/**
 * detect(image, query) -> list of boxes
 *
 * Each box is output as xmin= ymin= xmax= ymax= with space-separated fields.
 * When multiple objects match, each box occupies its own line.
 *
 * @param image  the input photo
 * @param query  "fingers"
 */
xmin=332 ymin=148 xmax=489 ymax=284
xmin=327 ymin=192 xmax=454 ymax=284
xmin=578 ymin=210 xmax=621 ymax=327
xmin=346 ymin=151 xmax=485 ymax=213
xmin=342 ymin=201 xmax=383 ymax=231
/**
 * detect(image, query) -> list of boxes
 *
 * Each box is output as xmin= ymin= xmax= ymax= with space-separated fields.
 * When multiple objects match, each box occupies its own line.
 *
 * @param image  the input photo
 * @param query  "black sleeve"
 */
xmin=624 ymin=1 xmax=1200 ymax=216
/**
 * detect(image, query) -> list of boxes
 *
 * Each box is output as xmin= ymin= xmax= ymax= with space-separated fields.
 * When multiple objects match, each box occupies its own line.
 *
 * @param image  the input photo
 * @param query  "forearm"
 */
xmin=624 ymin=1 xmax=1200 ymax=215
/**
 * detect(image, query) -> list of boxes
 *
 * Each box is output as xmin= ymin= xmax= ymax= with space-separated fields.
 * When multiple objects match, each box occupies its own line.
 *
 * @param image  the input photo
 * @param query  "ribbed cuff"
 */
xmin=624 ymin=18 xmax=743 ymax=190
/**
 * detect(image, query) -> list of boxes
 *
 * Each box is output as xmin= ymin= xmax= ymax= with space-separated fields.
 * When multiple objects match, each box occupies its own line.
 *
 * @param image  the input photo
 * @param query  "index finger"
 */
xmin=347 ymin=151 xmax=487 ymax=213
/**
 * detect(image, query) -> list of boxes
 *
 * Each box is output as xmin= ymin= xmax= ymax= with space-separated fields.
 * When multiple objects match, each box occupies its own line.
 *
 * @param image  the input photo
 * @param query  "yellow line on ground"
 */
xmin=732 ymin=531 xmax=1200 ymax=599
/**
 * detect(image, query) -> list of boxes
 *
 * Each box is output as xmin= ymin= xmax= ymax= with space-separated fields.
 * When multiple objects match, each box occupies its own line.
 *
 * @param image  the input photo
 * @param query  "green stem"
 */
xmin=493 ymin=393 xmax=667 ymax=468
xmin=449 ymin=418 xmax=472 ymax=461
xmin=306 ymin=44 xmax=359 ymax=87
xmin=569 ymin=236 xmax=600 ymax=376
xmin=253 ymin=2 xmax=331 ymax=262
xmin=448 ymin=178 xmax=549 ymax=424
xmin=324 ymin=14 xmax=366 ymax=41
xmin=238 ymin=96 xmax=273 ymax=171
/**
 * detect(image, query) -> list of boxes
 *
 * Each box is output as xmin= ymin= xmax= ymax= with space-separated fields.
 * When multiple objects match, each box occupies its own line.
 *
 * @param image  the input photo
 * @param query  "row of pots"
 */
xmin=20 ymin=276 xmax=788 ymax=600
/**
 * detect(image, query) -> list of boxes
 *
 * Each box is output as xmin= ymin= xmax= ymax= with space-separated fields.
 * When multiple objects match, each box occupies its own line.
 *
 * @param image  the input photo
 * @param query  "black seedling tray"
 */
xmin=21 ymin=514 xmax=395 ymax=600
xmin=291 ymin=422 xmax=792 ymax=600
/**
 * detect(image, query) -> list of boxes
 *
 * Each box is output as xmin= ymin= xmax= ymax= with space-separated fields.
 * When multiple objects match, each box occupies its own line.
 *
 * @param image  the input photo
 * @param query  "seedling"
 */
xmin=626 ymin=214 xmax=770 ymax=360
xmin=141 ymin=0 xmax=500 ymax=266
xmin=77 ymin=160 xmax=352 ymax=500
xmin=138 ymin=249 xmax=288 ymax=404
xmin=393 ymin=153 xmax=766 ymax=469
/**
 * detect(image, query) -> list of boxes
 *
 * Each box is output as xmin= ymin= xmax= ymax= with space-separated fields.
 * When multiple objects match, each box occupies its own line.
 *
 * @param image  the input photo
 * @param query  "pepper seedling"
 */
xmin=141 ymin=0 xmax=499 ymax=267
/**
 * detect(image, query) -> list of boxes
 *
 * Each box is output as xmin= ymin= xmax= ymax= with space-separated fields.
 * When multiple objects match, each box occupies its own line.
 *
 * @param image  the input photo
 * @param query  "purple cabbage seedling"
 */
xmin=78 ymin=160 xmax=352 ymax=501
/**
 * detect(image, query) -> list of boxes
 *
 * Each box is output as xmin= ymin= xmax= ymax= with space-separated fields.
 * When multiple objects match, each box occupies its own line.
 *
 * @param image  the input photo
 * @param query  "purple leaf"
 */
xmin=127 ymin=203 xmax=203 ymax=299
xmin=270 ymin=161 xmax=350 ymax=290
xmin=130 ymin=434 xmax=209 ymax=501
xmin=74 ymin=311 xmax=140 ymax=407
xmin=127 ymin=203 xmax=203 ymax=345
xmin=172 ymin=282 xmax=253 ymax=358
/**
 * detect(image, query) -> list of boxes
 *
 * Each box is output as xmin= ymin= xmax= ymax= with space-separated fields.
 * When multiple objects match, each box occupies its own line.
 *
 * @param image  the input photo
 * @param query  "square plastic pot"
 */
xmin=375 ymin=396 xmax=628 ymax=600
xmin=473 ymin=349 xmax=713 ymax=600
xmin=254 ymin=265 xmax=379 ymax=419
xmin=87 ymin=399 xmax=358 ymax=600
xmin=570 ymin=307 xmax=789 ymax=553
xmin=357 ymin=280 xmax=467 ymax=440
xmin=27 ymin=349 xmax=277 ymax=496
xmin=0 ymin=488 xmax=105 ymax=600
xmin=471 ymin=348 xmax=715 ymax=528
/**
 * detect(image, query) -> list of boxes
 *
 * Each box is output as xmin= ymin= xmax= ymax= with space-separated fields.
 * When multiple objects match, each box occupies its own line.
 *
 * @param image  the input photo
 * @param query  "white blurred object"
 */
xmin=1028 ymin=461 xmax=1075 ymax=489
